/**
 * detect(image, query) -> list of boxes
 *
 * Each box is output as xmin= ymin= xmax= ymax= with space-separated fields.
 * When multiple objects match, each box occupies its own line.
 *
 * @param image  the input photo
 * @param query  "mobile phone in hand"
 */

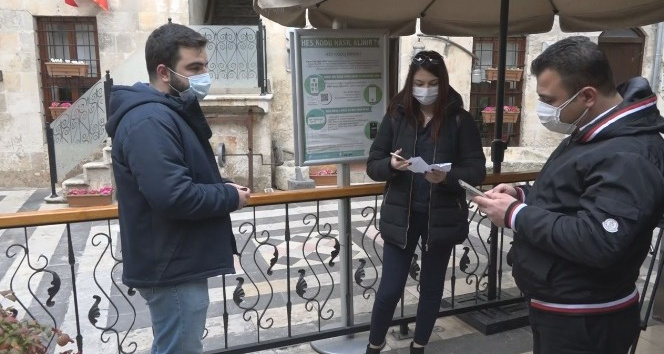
xmin=458 ymin=179 xmax=487 ymax=198
xmin=390 ymin=152 xmax=406 ymax=161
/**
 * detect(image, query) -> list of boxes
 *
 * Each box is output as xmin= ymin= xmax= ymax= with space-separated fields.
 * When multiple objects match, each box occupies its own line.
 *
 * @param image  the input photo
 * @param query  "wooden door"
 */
xmin=598 ymin=29 xmax=644 ymax=87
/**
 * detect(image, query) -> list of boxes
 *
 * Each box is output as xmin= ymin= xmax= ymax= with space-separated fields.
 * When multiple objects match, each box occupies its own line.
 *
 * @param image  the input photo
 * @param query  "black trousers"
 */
xmin=529 ymin=302 xmax=640 ymax=354
xmin=368 ymin=211 xmax=454 ymax=346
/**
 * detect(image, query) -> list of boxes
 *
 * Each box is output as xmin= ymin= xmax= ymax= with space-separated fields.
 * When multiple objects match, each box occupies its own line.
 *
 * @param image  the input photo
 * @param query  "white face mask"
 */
xmin=168 ymin=68 xmax=212 ymax=100
xmin=536 ymin=89 xmax=588 ymax=135
xmin=413 ymin=86 xmax=438 ymax=106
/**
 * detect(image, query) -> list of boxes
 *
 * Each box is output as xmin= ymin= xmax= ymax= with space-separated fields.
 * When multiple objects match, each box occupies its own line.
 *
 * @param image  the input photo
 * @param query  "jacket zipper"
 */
xmin=403 ymin=123 xmax=418 ymax=249
xmin=382 ymin=184 xmax=391 ymax=209
xmin=425 ymin=139 xmax=437 ymax=253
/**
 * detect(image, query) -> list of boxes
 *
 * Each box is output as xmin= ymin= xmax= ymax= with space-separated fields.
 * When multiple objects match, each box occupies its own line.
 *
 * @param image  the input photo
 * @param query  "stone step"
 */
xmin=83 ymin=161 xmax=113 ymax=188
xmin=61 ymin=174 xmax=89 ymax=195
xmin=102 ymin=146 xmax=112 ymax=164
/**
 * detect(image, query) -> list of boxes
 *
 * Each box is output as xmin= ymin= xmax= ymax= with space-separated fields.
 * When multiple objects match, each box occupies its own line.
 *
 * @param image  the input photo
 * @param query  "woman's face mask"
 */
xmin=413 ymin=86 xmax=438 ymax=106
xmin=536 ymin=89 xmax=588 ymax=134
xmin=168 ymin=68 xmax=212 ymax=100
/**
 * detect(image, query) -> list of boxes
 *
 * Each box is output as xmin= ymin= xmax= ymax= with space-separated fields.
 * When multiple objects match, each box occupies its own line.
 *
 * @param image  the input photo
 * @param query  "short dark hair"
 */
xmin=530 ymin=36 xmax=616 ymax=96
xmin=145 ymin=23 xmax=208 ymax=81
xmin=389 ymin=50 xmax=450 ymax=140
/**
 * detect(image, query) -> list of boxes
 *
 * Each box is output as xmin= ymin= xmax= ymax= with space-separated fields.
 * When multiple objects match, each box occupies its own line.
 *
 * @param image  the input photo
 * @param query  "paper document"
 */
xmin=406 ymin=156 xmax=452 ymax=174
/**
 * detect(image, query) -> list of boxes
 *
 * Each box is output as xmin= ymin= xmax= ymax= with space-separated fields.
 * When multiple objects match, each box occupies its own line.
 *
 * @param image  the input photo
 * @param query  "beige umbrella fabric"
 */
xmin=254 ymin=0 xmax=664 ymax=36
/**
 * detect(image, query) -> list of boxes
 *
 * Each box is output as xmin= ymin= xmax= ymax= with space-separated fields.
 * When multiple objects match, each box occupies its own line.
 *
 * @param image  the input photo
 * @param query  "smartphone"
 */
xmin=390 ymin=152 xmax=406 ymax=161
xmin=458 ymin=179 xmax=487 ymax=198
xmin=369 ymin=121 xmax=378 ymax=139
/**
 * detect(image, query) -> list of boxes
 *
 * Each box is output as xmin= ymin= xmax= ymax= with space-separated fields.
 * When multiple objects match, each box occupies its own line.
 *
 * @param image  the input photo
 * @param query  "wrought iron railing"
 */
xmin=191 ymin=23 xmax=268 ymax=93
xmin=49 ymin=78 xmax=108 ymax=178
xmin=44 ymin=74 xmax=111 ymax=197
xmin=0 ymin=172 xmax=661 ymax=354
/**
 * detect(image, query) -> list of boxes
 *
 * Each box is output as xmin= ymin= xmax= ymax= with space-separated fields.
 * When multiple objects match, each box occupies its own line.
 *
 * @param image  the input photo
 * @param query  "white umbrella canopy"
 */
xmin=254 ymin=0 xmax=664 ymax=36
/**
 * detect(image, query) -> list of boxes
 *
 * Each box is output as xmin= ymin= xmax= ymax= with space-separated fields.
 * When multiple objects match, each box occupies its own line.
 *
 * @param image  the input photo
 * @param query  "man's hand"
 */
xmin=472 ymin=192 xmax=517 ymax=228
xmin=227 ymin=183 xmax=251 ymax=209
xmin=486 ymin=183 xmax=518 ymax=198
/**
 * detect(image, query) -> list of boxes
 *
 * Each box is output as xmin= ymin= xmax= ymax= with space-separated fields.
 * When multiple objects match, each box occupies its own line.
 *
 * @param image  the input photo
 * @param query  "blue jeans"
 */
xmin=136 ymin=278 xmax=210 ymax=354
xmin=369 ymin=211 xmax=454 ymax=346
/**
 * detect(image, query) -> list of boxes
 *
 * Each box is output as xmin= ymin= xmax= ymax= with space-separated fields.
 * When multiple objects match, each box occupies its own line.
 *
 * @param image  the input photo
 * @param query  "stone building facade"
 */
xmin=1 ymin=0 xmax=663 ymax=188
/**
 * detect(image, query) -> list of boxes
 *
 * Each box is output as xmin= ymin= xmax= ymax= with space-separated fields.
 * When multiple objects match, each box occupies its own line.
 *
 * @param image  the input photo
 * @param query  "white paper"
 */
xmin=431 ymin=163 xmax=452 ymax=172
xmin=406 ymin=157 xmax=452 ymax=174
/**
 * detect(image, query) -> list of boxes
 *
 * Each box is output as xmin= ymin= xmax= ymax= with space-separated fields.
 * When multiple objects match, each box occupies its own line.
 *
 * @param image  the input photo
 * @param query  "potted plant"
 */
xmin=66 ymin=186 xmax=114 ymax=207
xmin=48 ymin=101 xmax=72 ymax=121
xmin=1 ymin=290 xmax=76 ymax=353
xmin=484 ymin=67 xmax=524 ymax=82
xmin=309 ymin=165 xmax=338 ymax=186
xmin=45 ymin=59 xmax=88 ymax=77
xmin=481 ymin=105 xmax=521 ymax=124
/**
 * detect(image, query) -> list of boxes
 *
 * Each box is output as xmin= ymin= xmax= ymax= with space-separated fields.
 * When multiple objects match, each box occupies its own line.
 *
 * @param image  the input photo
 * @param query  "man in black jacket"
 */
xmin=106 ymin=23 xmax=250 ymax=354
xmin=474 ymin=36 xmax=664 ymax=354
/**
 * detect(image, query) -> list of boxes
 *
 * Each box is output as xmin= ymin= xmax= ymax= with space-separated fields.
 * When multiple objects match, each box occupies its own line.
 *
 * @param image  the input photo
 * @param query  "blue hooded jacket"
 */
xmin=106 ymin=82 xmax=238 ymax=288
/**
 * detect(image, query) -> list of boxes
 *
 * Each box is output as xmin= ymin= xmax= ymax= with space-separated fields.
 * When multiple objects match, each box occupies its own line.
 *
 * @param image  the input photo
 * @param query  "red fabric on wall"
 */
xmin=94 ymin=0 xmax=109 ymax=11
xmin=64 ymin=0 xmax=78 ymax=7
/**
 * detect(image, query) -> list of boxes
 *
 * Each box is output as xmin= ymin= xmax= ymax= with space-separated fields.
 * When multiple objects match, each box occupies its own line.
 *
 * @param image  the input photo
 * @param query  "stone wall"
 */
xmin=201 ymin=96 xmax=274 ymax=191
xmin=260 ymin=19 xmax=664 ymax=190
xmin=1 ymin=1 xmax=663 ymax=189
xmin=0 ymin=0 xmax=189 ymax=187
xmin=521 ymin=22 xmax=660 ymax=149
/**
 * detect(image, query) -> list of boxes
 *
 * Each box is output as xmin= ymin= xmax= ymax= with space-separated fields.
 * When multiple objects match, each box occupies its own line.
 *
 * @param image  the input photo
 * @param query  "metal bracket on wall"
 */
xmin=208 ymin=108 xmax=284 ymax=190
xmin=217 ymin=143 xmax=285 ymax=168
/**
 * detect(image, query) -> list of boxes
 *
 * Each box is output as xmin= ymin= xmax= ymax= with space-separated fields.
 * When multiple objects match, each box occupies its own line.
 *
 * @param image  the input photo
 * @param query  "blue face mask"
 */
xmin=168 ymin=68 xmax=212 ymax=100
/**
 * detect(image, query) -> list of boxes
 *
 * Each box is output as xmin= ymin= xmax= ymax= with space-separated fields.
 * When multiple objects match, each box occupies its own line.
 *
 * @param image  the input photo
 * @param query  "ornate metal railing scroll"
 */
xmin=4 ymin=226 xmax=61 ymax=351
xmin=191 ymin=25 xmax=261 ymax=89
xmin=87 ymin=220 xmax=138 ymax=354
xmin=295 ymin=201 xmax=340 ymax=329
xmin=354 ymin=196 xmax=382 ymax=300
xmin=51 ymin=78 xmax=108 ymax=180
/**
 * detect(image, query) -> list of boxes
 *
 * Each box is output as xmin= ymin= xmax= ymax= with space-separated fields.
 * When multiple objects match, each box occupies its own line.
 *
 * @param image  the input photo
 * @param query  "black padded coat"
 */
xmin=366 ymin=88 xmax=486 ymax=250
xmin=509 ymin=77 xmax=664 ymax=304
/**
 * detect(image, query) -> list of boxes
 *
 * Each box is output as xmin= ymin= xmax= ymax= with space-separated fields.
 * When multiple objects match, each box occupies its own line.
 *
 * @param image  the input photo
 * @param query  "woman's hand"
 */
xmin=390 ymin=148 xmax=410 ymax=171
xmin=425 ymin=170 xmax=447 ymax=184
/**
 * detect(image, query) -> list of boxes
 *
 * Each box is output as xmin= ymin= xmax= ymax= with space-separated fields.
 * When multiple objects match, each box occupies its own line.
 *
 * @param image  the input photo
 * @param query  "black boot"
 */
xmin=365 ymin=341 xmax=385 ymax=354
xmin=410 ymin=342 xmax=424 ymax=354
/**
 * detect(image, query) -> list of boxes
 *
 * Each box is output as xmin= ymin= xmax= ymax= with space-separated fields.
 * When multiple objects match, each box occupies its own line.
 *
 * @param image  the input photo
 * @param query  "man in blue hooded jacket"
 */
xmin=105 ymin=23 xmax=250 ymax=354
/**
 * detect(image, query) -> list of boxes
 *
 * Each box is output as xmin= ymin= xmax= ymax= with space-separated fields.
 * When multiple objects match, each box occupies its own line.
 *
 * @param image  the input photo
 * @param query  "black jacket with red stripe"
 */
xmin=509 ymin=77 xmax=664 ymax=306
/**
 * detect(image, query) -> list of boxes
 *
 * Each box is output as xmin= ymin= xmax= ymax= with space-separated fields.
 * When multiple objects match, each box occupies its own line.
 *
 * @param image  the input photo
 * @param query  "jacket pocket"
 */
xmin=513 ymin=241 xmax=555 ymax=288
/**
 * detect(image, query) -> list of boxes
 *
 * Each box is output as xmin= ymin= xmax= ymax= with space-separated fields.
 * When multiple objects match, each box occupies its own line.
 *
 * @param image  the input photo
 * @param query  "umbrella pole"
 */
xmin=455 ymin=0 xmax=528 ymax=335
xmin=456 ymin=0 xmax=528 ymax=335
xmin=487 ymin=0 xmax=510 ymax=302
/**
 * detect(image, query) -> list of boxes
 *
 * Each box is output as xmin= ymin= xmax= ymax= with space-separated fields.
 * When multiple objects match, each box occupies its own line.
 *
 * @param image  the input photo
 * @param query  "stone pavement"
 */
xmin=0 ymin=188 xmax=662 ymax=354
